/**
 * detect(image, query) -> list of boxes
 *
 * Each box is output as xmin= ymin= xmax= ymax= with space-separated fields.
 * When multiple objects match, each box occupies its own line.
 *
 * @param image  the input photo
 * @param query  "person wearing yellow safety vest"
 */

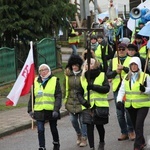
xmin=28 ymin=64 xmax=62 ymax=150
xmin=116 ymin=57 xmax=150 ymax=150
xmin=96 ymin=34 xmax=114 ymax=72
xmin=87 ymin=34 xmax=114 ymax=73
xmin=107 ymin=43 xmax=135 ymax=141
xmin=63 ymin=55 xmax=88 ymax=147
xmin=132 ymin=34 xmax=148 ymax=59
xmin=127 ymin=44 xmax=150 ymax=74
xmin=77 ymin=58 xmax=110 ymax=150
xmin=68 ymin=21 xmax=82 ymax=55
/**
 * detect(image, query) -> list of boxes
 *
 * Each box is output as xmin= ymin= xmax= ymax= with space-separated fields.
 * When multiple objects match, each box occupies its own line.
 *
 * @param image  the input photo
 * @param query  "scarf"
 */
xmin=85 ymin=68 xmax=100 ymax=80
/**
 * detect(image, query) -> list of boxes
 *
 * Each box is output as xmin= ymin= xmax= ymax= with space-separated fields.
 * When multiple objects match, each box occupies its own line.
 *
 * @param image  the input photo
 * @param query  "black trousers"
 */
xmin=87 ymin=124 xmax=105 ymax=148
xmin=127 ymin=107 xmax=149 ymax=149
xmin=37 ymin=120 xmax=59 ymax=148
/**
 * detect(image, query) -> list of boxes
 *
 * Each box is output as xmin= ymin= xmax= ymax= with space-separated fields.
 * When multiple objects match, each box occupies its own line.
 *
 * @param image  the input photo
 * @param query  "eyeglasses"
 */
xmin=118 ymin=48 xmax=125 ymax=51
xmin=39 ymin=68 xmax=49 ymax=72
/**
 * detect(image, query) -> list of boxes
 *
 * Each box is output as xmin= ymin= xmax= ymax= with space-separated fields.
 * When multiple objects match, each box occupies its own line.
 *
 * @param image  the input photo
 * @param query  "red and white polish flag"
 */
xmin=6 ymin=41 xmax=35 ymax=106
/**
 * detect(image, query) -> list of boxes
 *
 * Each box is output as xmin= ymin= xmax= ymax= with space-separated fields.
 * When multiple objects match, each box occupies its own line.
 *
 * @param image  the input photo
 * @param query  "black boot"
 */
xmin=38 ymin=147 xmax=46 ymax=150
xmin=53 ymin=142 xmax=60 ymax=150
xmin=98 ymin=142 xmax=105 ymax=150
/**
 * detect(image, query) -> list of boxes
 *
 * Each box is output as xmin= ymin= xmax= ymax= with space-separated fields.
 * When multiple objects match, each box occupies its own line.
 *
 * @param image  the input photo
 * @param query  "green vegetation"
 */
xmin=0 ymin=103 xmax=27 ymax=111
xmin=0 ymin=1 xmax=76 ymax=47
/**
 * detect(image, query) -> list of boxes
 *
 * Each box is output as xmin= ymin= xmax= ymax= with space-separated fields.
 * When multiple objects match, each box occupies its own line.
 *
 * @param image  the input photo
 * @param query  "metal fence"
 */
xmin=0 ymin=47 xmax=16 ymax=85
xmin=36 ymin=38 xmax=57 ymax=70
xmin=0 ymin=38 xmax=62 ymax=86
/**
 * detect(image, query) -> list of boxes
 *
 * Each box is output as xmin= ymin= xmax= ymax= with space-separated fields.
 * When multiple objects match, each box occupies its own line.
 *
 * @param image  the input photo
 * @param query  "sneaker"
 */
xmin=118 ymin=134 xmax=129 ymax=141
xmin=128 ymin=132 xmax=135 ymax=141
xmin=79 ymin=137 xmax=87 ymax=147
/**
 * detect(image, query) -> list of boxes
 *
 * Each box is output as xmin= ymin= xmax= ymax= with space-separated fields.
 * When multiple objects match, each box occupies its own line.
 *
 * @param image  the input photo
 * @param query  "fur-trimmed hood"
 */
xmin=65 ymin=55 xmax=83 ymax=71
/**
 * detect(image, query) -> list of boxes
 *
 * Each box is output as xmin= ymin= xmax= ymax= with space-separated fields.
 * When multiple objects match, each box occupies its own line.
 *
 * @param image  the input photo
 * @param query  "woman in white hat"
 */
xmin=117 ymin=57 xmax=150 ymax=150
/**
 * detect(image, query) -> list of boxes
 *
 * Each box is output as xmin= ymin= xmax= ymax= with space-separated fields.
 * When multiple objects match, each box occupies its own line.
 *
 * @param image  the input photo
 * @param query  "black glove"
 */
xmin=52 ymin=111 xmax=59 ymax=118
xmin=116 ymin=102 xmax=124 ymax=110
xmin=140 ymin=84 xmax=145 ymax=92
xmin=29 ymin=112 xmax=34 ymax=119
xmin=87 ymin=84 xmax=93 ymax=90
xmin=83 ymin=101 xmax=91 ymax=108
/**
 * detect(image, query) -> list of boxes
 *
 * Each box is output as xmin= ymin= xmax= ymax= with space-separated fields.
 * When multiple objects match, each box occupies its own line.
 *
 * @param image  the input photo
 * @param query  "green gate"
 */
xmin=36 ymin=38 xmax=57 ymax=70
xmin=0 ymin=47 xmax=16 ymax=85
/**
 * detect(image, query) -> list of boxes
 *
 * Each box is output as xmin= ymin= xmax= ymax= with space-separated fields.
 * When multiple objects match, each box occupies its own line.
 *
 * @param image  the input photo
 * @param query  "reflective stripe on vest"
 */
xmin=34 ymin=77 xmax=57 ymax=111
xmin=124 ymin=72 xmax=150 ymax=108
xmin=80 ymin=72 xmax=109 ymax=108
xmin=68 ymin=29 xmax=80 ymax=43
xmin=112 ymin=56 xmax=131 ymax=92
xmin=64 ymin=76 xmax=69 ymax=103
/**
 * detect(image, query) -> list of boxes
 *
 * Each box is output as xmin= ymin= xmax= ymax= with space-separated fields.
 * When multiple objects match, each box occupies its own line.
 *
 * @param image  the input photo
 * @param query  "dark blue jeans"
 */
xmin=70 ymin=44 xmax=77 ymax=55
xmin=114 ymin=91 xmax=134 ymax=134
xmin=37 ymin=120 xmax=59 ymax=148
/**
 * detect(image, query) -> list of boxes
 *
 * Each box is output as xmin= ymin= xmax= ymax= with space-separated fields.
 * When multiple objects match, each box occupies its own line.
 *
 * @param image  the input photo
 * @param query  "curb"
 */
xmin=0 ymin=110 xmax=69 ymax=138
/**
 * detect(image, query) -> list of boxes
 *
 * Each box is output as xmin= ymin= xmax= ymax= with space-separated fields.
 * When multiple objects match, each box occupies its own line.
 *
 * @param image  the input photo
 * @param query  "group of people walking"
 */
xmin=27 ymin=20 xmax=150 ymax=150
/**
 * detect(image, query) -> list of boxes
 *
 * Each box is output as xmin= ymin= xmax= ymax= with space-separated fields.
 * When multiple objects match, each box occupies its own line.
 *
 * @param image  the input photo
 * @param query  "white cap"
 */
xmin=119 ymin=37 xmax=130 ymax=45
xmin=39 ymin=64 xmax=51 ymax=72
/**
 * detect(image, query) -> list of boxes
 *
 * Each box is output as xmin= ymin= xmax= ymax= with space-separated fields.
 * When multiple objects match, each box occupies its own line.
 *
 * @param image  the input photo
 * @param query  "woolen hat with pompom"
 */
xmin=66 ymin=55 xmax=83 ymax=70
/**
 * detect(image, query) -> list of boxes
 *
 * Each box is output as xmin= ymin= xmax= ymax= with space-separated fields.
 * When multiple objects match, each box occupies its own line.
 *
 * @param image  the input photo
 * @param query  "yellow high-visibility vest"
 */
xmin=34 ymin=77 xmax=57 ymax=111
xmin=124 ymin=72 xmax=150 ymax=108
xmin=139 ymin=46 xmax=147 ymax=59
xmin=68 ymin=28 xmax=80 ymax=44
xmin=80 ymin=72 xmax=109 ymax=108
xmin=95 ymin=45 xmax=109 ymax=65
xmin=112 ymin=56 xmax=131 ymax=92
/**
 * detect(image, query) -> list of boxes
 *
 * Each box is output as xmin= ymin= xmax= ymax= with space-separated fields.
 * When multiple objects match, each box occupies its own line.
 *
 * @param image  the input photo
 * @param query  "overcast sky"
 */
xmin=70 ymin=0 xmax=130 ymax=12
xmin=90 ymin=0 xmax=129 ymax=12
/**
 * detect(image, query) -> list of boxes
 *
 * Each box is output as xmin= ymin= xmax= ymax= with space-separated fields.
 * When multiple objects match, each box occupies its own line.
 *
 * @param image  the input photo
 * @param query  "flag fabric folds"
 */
xmin=6 ymin=42 xmax=35 ymax=106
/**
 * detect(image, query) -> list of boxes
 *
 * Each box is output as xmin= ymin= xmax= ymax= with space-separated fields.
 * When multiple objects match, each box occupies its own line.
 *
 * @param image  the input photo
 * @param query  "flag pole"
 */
xmin=30 ymin=41 xmax=34 ymax=129
xmin=31 ymin=85 xmax=34 ymax=129
xmin=142 ymin=49 xmax=150 ymax=84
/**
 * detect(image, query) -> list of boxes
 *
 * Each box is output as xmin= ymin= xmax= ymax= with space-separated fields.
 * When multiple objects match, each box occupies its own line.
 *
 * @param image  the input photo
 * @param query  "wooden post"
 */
xmin=31 ymin=85 xmax=34 ymax=129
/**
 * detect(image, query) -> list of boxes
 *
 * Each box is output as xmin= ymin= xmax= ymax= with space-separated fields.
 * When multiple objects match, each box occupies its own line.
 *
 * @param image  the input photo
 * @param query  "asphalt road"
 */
xmin=0 ymin=100 xmax=150 ymax=150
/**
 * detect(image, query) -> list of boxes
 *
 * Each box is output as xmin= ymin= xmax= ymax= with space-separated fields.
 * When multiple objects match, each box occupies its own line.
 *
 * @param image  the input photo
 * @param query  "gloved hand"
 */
xmin=52 ymin=111 xmax=59 ymax=118
xmin=116 ymin=102 xmax=124 ymax=110
xmin=87 ymin=84 xmax=93 ymax=90
xmin=29 ymin=112 xmax=34 ymax=119
xmin=83 ymin=101 xmax=91 ymax=109
xmin=140 ymin=84 xmax=145 ymax=92
xmin=75 ymin=32 xmax=79 ymax=36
